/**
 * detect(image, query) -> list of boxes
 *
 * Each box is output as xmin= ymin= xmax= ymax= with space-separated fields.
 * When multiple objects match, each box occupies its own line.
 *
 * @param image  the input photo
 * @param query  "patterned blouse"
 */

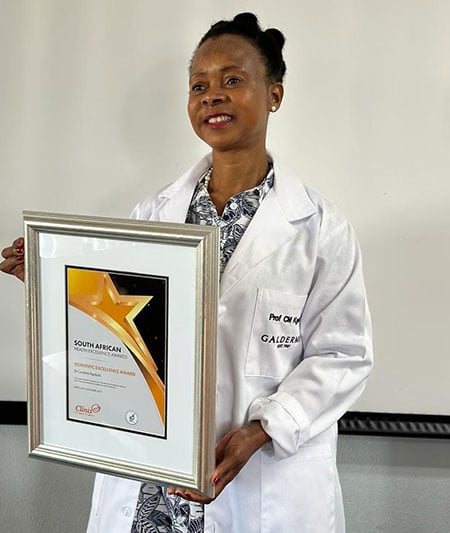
xmin=131 ymin=165 xmax=274 ymax=533
xmin=186 ymin=165 xmax=275 ymax=275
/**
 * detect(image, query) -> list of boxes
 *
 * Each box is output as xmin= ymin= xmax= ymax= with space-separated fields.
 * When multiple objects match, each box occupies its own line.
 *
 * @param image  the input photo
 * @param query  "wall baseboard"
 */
xmin=0 ymin=401 xmax=27 ymax=425
xmin=2 ymin=402 xmax=449 ymax=438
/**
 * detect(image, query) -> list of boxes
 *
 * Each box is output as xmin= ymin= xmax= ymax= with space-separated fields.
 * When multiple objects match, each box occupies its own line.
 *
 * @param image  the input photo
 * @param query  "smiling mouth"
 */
xmin=205 ymin=114 xmax=232 ymax=125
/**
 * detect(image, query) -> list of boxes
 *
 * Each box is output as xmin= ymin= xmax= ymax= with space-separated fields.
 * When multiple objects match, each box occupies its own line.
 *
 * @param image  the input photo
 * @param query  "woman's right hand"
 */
xmin=0 ymin=237 xmax=25 ymax=282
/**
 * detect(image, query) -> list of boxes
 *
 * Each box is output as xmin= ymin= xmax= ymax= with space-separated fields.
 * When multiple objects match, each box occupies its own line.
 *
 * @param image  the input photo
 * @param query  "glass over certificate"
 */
xmin=66 ymin=267 xmax=168 ymax=438
xmin=25 ymin=211 xmax=219 ymax=498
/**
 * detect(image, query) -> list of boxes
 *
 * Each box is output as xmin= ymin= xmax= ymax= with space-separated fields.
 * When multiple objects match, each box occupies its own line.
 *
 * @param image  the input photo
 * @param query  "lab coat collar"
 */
xmin=155 ymin=153 xmax=316 ymax=224
xmin=271 ymin=157 xmax=317 ymax=223
xmin=155 ymin=155 xmax=212 ymax=222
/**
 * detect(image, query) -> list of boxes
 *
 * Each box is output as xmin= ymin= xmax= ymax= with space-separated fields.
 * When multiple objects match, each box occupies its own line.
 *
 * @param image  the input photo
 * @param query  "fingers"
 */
xmin=166 ymin=423 xmax=271 ymax=504
xmin=10 ymin=263 xmax=25 ymax=282
xmin=13 ymin=237 xmax=24 ymax=252
xmin=212 ymin=446 xmax=244 ymax=493
xmin=167 ymin=487 xmax=214 ymax=504
xmin=215 ymin=427 xmax=240 ymax=464
xmin=1 ymin=237 xmax=24 ymax=258
xmin=210 ymin=431 xmax=248 ymax=499
xmin=210 ymin=422 xmax=271 ymax=499
xmin=163 ymin=432 xmax=238 ymax=504
xmin=211 ymin=462 xmax=241 ymax=498
xmin=1 ymin=237 xmax=25 ymax=281
xmin=0 ymin=255 xmax=25 ymax=280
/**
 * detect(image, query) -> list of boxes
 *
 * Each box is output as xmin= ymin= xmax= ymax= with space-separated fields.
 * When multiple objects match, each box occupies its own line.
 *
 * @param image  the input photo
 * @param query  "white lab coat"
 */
xmin=87 ymin=154 xmax=373 ymax=533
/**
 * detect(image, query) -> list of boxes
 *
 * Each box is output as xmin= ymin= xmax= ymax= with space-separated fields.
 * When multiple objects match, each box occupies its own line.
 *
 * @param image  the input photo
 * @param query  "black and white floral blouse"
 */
xmin=186 ymin=165 xmax=275 ymax=275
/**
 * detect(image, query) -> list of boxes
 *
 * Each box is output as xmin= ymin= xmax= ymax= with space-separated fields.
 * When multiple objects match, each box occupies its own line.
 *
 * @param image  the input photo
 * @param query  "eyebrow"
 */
xmin=189 ymin=65 xmax=246 ymax=79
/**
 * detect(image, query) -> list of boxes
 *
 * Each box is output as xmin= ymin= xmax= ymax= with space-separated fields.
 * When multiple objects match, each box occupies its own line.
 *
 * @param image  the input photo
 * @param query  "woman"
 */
xmin=1 ymin=13 xmax=373 ymax=533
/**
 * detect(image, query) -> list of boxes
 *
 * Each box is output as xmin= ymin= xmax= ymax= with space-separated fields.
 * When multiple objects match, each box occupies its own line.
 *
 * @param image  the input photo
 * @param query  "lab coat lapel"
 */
xmin=220 ymin=192 xmax=295 ymax=296
xmin=156 ymin=184 xmax=193 ymax=222
xmin=220 ymin=164 xmax=317 ymax=297
xmin=155 ymin=156 xmax=211 ymax=222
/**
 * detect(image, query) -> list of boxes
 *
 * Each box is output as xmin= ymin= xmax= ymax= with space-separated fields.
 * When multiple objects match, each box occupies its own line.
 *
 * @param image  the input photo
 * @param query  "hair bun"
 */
xmin=265 ymin=28 xmax=285 ymax=50
xmin=194 ymin=12 xmax=287 ymax=82
xmin=233 ymin=12 xmax=259 ymax=28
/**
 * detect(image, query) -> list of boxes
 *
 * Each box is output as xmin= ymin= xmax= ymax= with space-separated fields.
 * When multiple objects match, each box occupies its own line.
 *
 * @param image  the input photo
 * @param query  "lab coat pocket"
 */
xmin=260 ymin=444 xmax=335 ymax=532
xmin=245 ymin=288 xmax=307 ymax=379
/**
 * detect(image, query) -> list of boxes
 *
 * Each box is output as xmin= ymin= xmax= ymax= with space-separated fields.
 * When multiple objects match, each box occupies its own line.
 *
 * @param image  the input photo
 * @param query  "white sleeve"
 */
xmin=248 ymin=221 xmax=373 ymax=460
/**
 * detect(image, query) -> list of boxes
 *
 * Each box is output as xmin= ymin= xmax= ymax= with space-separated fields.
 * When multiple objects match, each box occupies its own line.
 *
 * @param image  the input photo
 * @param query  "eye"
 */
xmin=226 ymin=77 xmax=242 ymax=86
xmin=191 ymin=83 xmax=206 ymax=93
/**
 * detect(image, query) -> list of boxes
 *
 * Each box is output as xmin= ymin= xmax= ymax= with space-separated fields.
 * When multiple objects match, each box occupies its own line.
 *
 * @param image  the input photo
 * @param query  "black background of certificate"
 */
xmin=109 ymin=271 xmax=168 ymax=385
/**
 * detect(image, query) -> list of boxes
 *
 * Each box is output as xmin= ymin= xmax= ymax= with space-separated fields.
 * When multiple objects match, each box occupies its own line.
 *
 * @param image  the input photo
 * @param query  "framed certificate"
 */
xmin=24 ymin=211 xmax=219 ymax=497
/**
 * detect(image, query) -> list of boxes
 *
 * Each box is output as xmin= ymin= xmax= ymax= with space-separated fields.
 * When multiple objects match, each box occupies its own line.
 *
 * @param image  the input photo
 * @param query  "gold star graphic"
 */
xmin=67 ymin=268 xmax=165 ymax=424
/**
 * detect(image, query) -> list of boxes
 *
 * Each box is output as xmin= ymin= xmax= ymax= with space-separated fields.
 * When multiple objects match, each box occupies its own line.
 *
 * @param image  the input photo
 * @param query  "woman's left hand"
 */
xmin=168 ymin=420 xmax=271 ymax=504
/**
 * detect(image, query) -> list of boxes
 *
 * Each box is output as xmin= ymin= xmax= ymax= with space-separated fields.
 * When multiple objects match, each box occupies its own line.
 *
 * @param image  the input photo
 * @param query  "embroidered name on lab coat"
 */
xmin=268 ymin=312 xmax=301 ymax=325
xmin=260 ymin=312 xmax=301 ymax=348
xmin=261 ymin=334 xmax=300 ymax=345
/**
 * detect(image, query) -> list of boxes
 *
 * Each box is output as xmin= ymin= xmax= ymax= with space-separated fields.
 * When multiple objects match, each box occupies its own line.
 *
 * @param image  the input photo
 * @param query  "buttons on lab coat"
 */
xmin=121 ymin=505 xmax=132 ymax=518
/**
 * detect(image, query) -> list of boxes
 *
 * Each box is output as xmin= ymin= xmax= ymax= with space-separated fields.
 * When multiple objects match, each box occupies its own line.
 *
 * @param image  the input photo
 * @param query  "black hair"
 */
xmin=193 ymin=12 xmax=286 ymax=83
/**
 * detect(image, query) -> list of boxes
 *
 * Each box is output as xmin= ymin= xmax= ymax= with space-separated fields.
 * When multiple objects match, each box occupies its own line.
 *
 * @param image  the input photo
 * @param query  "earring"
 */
xmin=271 ymin=106 xmax=277 ymax=112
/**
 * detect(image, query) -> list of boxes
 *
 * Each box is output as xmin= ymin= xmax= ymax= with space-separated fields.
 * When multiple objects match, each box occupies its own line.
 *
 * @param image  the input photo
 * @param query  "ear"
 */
xmin=268 ymin=83 xmax=284 ymax=112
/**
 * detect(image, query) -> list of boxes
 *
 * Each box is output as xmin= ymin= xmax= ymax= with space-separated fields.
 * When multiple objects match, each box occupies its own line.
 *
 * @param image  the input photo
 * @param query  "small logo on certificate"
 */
xmin=125 ymin=410 xmax=138 ymax=425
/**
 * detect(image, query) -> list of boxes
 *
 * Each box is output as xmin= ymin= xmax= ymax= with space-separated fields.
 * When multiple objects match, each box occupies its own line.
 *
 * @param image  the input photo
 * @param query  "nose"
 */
xmin=201 ymin=85 xmax=225 ymax=106
xmin=202 ymin=95 xmax=224 ymax=106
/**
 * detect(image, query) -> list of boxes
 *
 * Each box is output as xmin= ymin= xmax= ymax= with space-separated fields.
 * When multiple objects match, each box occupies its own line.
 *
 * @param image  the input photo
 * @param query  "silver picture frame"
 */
xmin=24 ymin=211 xmax=219 ymax=498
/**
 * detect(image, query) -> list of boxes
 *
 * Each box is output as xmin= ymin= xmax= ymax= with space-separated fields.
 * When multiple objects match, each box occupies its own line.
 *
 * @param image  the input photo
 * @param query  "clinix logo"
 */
xmin=75 ymin=403 xmax=101 ymax=416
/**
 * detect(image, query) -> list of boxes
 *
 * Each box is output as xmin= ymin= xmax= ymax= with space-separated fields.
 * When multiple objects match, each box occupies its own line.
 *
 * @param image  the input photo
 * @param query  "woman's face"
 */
xmin=188 ymin=34 xmax=282 ymax=154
